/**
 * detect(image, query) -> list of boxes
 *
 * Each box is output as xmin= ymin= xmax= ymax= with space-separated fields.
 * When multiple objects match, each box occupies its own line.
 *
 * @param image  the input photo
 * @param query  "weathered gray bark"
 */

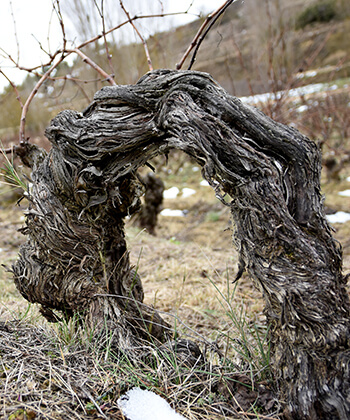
xmin=13 ymin=69 xmax=350 ymax=419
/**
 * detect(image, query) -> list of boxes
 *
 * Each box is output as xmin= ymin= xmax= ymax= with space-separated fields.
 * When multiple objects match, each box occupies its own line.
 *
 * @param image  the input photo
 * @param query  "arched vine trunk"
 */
xmin=13 ymin=69 xmax=350 ymax=419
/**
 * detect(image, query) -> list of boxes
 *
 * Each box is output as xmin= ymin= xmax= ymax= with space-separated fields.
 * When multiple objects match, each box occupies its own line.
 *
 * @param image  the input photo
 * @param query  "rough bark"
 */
xmin=12 ymin=69 xmax=350 ymax=419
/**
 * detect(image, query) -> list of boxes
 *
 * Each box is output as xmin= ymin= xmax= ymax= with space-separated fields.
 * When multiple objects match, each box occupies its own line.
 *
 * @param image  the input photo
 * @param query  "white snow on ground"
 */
xmin=346 ymin=176 xmax=350 ymax=182
xmin=296 ymin=70 xmax=318 ymax=79
xmin=117 ymin=387 xmax=186 ymax=420
xmin=160 ymin=209 xmax=186 ymax=217
xmin=240 ymin=82 xmax=338 ymax=106
xmin=163 ymin=187 xmax=179 ymax=199
xmin=338 ymin=190 xmax=350 ymax=197
xmin=296 ymin=105 xmax=308 ymax=113
xmin=326 ymin=211 xmax=350 ymax=224
xmin=164 ymin=187 xmax=196 ymax=198
xmin=200 ymin=180 xmax=210 ymax=186
xmin=182 ymin=188 xmax=196 ymax=198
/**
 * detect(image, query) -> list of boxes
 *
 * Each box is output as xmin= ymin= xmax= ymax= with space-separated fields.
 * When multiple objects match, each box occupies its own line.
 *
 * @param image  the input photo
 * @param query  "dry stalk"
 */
xmin=176 ymin=0 xmax=236 ymax=70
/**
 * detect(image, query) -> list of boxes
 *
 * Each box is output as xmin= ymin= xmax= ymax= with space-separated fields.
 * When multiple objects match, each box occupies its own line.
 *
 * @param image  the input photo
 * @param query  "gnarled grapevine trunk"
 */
xmin=13 ymin=69 xmax=350 ymax=419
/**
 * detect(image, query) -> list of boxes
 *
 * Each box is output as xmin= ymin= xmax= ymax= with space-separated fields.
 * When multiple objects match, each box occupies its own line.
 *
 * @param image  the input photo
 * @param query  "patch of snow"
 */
xmin=338 ymin=190 xmax=350 ymax=197
xmin=0 ymin=248 xmax=3 ymax=253
xmin=192 ymin=166 xmax=200 ymax=172
xmin=296 ymin=105 xmax=308 ymax=113
xmin=326 ymin=211 xmax=350 ymax=224
xmin=240 ymin=92 xmax=273 ymax=105
xmin=160 ymin=209 xmax=186 ymax=217
xmin=182 ymin=188 xmax=196 ymax=198
xmin=240 ymin=82 xmax=332 ymax=106
xmin=296 ymin=70 xmax=318 ymax=79
xmin=163 ymin=187 xmax=179 ymax=199
xmin=305 ymin=70 xmax=318 ymax=78
xmin=346 ymin=176 xmax=350 ymax=182
xmin=292 ymin=83 xmax=325 ymax=96
xmin=200 ymin=180 xmax=210 ymax=186
xmin=117 ymin=387 xmax=186 ymax=420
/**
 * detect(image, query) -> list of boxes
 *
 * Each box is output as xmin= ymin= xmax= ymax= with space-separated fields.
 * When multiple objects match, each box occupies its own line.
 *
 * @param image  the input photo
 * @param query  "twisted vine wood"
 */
xmin=12 ymin=70 xmax=350 ymax=419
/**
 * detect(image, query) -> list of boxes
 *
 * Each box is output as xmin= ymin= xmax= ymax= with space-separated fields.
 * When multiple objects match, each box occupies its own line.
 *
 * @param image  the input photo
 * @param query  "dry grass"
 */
xmin=0 ymin=314 xmax=277 ymax=420
xmin=0 ymin=319 xmax=125 ymax=420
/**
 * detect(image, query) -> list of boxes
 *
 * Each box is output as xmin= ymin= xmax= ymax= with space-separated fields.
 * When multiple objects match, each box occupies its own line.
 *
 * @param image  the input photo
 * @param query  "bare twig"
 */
xmin=187 ymin=0 xmax=236 ymax=70
xmin=19 ymin=57 xmax=65 ymax=142
xmin=95 ymin=0 xmax=115 ymax=78
xmin=69 ymin=48 xmax=116 ymax=85
xmin=53 ymin=0 xmax=67 ymax=56
xmin=0 ymin=50 xmax=52 ymax=77
xmin=119 ymin=0 xmax=153 ymax=71
xmin=9 ymin=0 xmax=20 ymax=63
xmin=176 ymin=0 xmax=236 ymax=70
xmin=0 ymin=70 xmax=23 ymax=109
xmin=70 ymin=79 xmax=93 ymax=104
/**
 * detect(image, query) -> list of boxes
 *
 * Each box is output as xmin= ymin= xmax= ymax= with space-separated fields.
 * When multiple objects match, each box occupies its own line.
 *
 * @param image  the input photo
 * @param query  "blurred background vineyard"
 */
xmin=1 ymin=0 xmax=349 ymax=162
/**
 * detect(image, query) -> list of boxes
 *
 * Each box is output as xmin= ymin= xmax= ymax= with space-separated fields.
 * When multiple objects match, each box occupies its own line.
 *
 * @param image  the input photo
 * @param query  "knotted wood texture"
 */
xmin=13 ymin=69 xmax=350 ymax=418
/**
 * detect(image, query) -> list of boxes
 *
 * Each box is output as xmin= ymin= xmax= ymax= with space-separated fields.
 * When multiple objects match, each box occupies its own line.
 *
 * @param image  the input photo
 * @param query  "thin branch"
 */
xmin=0 ymin=51 xmax=50 ymax=77
xmin=9 ymin=0 xmax=20 ymax=63
xmin=50 ymin=74 xmax=106 ymax=85
xmin=70 ymin=79 xmax=93 ymax=104
xmin=0 ymin=70 xmax=24 ymax=109
xmin=19 ymin=57 xmax=65 ymax=142
xmin=31 ymin=34 xmax=52 ymax=59
xmin=97 ymin=0 xmax=116 ymax=79
xmin=176 ymin=0 xmax=236 ymax=70
xmin=53 ymin=0 xmax=67 ymax=56
xmin=40 ymin=74 xmax=93 ymax=104
xmin=69 ymin=48 xmax=116 ymax=85
xmin=119 ymin=0 xmax=153 ymax=71
xmin=187 ymin=0 xmax=236 ymax=70
xmin=74 ymin=12 xmax=187 ymax=51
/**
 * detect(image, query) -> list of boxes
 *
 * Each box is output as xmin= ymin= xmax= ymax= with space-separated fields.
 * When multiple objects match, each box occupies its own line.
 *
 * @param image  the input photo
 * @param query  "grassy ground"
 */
xmin=1 ymin=151 xmax=350 ymax=419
